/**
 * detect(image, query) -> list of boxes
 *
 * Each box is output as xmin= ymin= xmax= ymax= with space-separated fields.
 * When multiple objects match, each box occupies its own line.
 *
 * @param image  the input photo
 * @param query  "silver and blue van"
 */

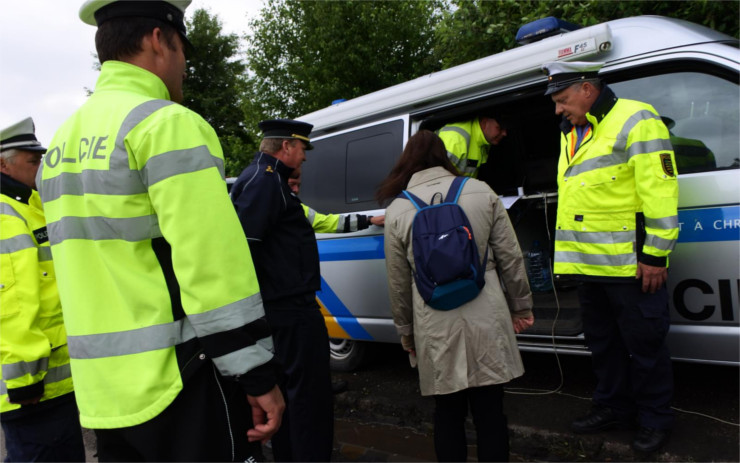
xmin=296 ymin=16 xmax=740 ymax=370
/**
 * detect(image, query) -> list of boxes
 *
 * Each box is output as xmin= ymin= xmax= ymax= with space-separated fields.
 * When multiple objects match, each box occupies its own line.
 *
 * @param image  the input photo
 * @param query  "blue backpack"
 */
xmin=399 ymin=176 xmax=487 ymax=310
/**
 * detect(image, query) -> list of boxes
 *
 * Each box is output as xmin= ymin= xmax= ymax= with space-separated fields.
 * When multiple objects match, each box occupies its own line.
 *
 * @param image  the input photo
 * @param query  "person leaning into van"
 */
xmin=542 ymin=61 xmax=679 ymax=453
xmin=231 ymin=119 xmax=334 ymax=462
xmin=437 ymin=116 xmax=508 ymax=178
xmin=376 ymin=130 xmax=534 ymax=462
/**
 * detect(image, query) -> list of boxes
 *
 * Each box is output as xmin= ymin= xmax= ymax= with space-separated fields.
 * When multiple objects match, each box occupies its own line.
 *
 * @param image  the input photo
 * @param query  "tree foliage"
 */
xmin=184 ymin=9 xmax=253 ymax=175
xmin=435 ymin=0 xmax=740 ymax=68
xmin=244 ymin=0 xmax=444 ymax=120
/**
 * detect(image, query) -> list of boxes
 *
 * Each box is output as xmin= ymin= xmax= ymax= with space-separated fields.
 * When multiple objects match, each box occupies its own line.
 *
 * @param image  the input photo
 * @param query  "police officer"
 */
xmin=437 ymin=116 xmax=508 ymax=178
xmin=0 ymin=118 xmax=85 ymax=462
xmin=231 ymin=119 xmax=333 ymax=462
xmin=37 ymin=2 xmax=284 ymax=460
xmin=288 ymin=166 xmax=385 ymax=232
xmin=542 ymin=61 xmax=678 ymax=453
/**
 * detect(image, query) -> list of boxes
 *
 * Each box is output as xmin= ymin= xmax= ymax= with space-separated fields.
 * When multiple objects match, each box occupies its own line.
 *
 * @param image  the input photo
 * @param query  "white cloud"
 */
xmin=0 ymin=0 xmax=262 ymax=146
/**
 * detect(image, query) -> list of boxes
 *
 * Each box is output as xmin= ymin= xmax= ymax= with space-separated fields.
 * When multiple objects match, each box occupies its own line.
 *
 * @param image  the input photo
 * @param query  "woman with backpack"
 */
xmin=376 ymin=130 xmax=535 ymax=462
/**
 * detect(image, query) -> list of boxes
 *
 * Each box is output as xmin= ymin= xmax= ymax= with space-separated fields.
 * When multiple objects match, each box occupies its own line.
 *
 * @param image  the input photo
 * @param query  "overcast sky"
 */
xmin=0 ymin=0 xmax=263 ymax=146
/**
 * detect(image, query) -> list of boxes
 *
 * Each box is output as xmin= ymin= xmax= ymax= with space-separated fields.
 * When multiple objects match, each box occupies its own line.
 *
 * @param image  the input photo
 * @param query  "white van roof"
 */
xmin=301 ymin=16 xmax=737 ymax=134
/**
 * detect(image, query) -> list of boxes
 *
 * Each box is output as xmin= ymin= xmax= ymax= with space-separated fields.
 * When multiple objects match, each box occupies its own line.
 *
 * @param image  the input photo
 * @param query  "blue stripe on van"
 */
xmin=317 ymin=235 xmax=385 ymax=261
xmin=318 ymin=276 xmax=373 ymax=340
xmin=677 ymin=206 xmax=740 ymax=243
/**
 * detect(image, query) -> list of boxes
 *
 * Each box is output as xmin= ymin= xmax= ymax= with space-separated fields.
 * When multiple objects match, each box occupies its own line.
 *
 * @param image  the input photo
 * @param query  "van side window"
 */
xmin=302 ymin=119 xmax=404 ymax=213
xmin=611 ymin=72 xmax=739 ymax=174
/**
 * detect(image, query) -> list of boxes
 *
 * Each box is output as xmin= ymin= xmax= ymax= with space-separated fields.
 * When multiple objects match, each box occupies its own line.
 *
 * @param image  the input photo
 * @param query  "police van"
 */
xmin=295 ymin=16 xmax=740 ymax=370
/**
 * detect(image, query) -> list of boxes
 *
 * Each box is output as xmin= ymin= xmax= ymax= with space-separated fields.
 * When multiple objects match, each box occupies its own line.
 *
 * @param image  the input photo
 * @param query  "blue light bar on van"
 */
xmin=516 ymin=16 xmax=582 ymax=45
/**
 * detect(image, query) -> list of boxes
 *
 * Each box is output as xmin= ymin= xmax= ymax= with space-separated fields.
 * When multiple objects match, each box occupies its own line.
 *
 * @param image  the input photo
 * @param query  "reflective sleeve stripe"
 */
xmin=38 ymin=247 xmax=52 ymax=262
xmin=0 ymin=363 xmax=71 ymax=395
xmin=2 ymin=357 xmax=49 ymax=380
xmin=645 ymin=215 xmax=679 ymax=230
xmin=109 ymin=99 xmax=175 ymax=172
xmin=565 ymin=109 xmax=664 ymax=178
xmin=68 ymin=294 xmax=266 ymax=359
xmin=0 ymin=234 xmax=36 ymax=253
xmin=438 ymin=126 xmax=470 ymax=145
xmin=212 ymin=339 xmax=274 ymax=376
xmin=554 ymin=250 xmax=637 ymax=267
xmin=556 ymin=229 xmax=636 ymax=244
xmin=306 ymin=205 xmax=317 ymax=225
xmin=626 ymin=138 xmax=674 ymax=157
xmin=347 ymin=214 xmax=359 ymax=232
xmin=47 ymin=215 xmax=162 ymax=245
xmin=645 ymin=234 xmax=676 ymax=251
xmin=0 ymin=203 xmax=25 ymax=221
xmin=142 ymin=146 xmax=225 ymax=188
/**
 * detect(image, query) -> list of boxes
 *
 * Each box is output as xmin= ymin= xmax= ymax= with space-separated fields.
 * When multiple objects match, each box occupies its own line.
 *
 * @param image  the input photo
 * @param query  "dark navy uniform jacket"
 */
xmin=230 ymin=152 xmax=321 ymax=307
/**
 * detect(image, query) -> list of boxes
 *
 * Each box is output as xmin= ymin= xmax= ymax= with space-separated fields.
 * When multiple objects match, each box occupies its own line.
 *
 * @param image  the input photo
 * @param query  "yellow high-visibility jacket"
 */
xmin=0 ymin=175 xmax=73 ymax=416
xmin=437 ymin=118 xmax=489 ymax=178
xmin=37 ymin=61 xmax=275 ymax=429
xmin=554 ymin=86 xmax=679 ymax=280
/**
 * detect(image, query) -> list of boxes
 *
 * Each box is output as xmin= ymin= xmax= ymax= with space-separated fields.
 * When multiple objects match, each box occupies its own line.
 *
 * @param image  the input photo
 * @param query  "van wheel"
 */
xmin=329 ymin=338 xmax=367 ymax=372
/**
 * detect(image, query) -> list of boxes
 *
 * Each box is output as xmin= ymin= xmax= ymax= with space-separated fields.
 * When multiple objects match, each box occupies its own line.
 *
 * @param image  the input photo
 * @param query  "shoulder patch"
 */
xmin=660 ymin=153 xmax=675 ymax=177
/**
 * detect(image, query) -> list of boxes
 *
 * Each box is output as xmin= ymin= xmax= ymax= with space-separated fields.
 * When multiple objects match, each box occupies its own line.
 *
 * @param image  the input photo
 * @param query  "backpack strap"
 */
xmin=444 ymin=176 xmax=469 ymax=204
xmin=399 ymin=190 xmax=428 ymax=211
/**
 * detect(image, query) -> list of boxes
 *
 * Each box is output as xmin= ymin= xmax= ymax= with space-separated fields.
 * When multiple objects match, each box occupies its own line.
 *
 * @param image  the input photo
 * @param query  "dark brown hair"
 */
xmin=375 ymin=130 xmax=458 ymax=206
xmin=96 ymin=17 xmax=178 ymax=63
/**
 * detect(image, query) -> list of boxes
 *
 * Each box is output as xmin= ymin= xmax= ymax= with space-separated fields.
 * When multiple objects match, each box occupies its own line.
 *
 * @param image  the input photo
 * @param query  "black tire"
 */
xmin=329 ymin=338 xmax=367 ymax=372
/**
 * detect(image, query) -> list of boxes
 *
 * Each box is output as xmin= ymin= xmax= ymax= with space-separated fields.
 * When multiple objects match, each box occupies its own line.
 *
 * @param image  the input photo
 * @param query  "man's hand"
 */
xmin=370 ymin=215 xmax=385 ymax=226
xmin=246 ymin=385 xmax=285 ymax=443
xmin=512 ymin=316 xmax=535 ymax=334
xmin=636 ymin=262 xmax=667 ymax=293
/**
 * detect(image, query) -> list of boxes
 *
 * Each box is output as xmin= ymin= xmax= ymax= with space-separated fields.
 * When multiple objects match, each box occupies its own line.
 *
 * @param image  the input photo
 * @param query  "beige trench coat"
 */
xmin=384 ymin=167 xmax=533 ymax=396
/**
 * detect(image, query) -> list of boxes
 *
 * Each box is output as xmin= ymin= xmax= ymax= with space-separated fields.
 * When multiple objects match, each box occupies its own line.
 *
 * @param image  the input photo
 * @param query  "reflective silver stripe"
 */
xmin=47 ymin=215 xmax=162 ymax=245
xmin=626 ymin=138 xmax=673 ymax=157
xmin=212 ymin=338 xmax=274 ymax=376
xmin=612 ymin=109 xmax=662 ymax=154
xmin=142 ymin=146 xmax=225 ymax=188
xmin=110 ymin=99 xmax=175 ymax=172
xmin=347 ymin=214 xmax=358 ymax=232
xmin=188 ymin=293 xmax=265 ymax=337
xmin=645 ymin=234 xmax=676 ymax=251
xmin=38 ymin=246 xmax=52 ymax=262
xmin=1 ymin=234 xmax=36 ymax=254
xmin=2 ymin=357 xmax=49 ymax=381
xmin=554 ymin=250 xmax=637 ymax=267
xmin=40 ymin=170 xmax=147 ymax=203
xmin=556 ymin=229 xmax=635 ymax=244
xmin=439 ymin=126 xmax=475 ymax=174
xmin=438 ymin=126 xmax=470 ymax=144
xmin=306 ymin=206 xmax=317 ymax=226
xmin=0 ymin=363 xmax=73 ymax=395
xmin=67 ymin=294 xmax=264 ymax=359
xmin=645 ymin=215 xmax=678 ymax=230
xmin=0 ymin=203 xmax=25 ymax=221
xmin=565 ymin=109 xmax=662 ymax=178
xmin=68 ymin=318 xmax=197 ymax=360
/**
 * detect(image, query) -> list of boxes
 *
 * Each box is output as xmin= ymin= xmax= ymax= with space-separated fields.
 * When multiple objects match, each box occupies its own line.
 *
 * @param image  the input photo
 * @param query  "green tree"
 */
xmin=435 ymin=0 xmax=740 ymax=68
xmin=184 ymin=9 xmax=253 ymax=176
xmin=244 ymin=0 xmax=444 ymax=121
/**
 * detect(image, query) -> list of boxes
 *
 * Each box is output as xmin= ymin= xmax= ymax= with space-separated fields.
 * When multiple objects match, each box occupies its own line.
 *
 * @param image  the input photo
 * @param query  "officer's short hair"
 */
xmin=260 ymin=138 xmax=302 ymax=154
xmin=96 ymin=17 xmax=179 ymax=63
xmin=570 ymin=78 xmax=602 ymax=92
xmin=0 ymin=148 xmax=20 ymax=161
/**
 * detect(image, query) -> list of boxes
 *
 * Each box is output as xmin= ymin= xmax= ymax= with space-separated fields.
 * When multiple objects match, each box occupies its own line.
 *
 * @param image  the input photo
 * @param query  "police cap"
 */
xmin=259 ymin=119 xmax=314 ymax=150
xmin=541 ymin=61 xmax=604 ymax=96
xmin=0 ymin=117 xmax=46 ymax=154
xmin=79 ymin=1 xmax=192 ymax=49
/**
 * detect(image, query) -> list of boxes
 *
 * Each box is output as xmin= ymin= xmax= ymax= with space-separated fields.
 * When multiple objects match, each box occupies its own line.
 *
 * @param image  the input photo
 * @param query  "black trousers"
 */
xmin=95 ymin=362 xmax=262 ymax=462
xmin=1 ymin=397 xmax=85 ymax=462
xmin=433 ymin=384 xmax=508 ymax=462
xmin=579 ymin=281 xmax=674 ymax=430
xmin=266 ymin=302 xmax=333 ymax=462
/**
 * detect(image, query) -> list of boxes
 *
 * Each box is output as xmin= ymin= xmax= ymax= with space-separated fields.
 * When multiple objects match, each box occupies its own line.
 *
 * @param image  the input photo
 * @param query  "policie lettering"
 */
xmin=45 ymin=136 xmax=109 ymax=168
xmin=673 ymin=278 xmax=738 ymax=321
